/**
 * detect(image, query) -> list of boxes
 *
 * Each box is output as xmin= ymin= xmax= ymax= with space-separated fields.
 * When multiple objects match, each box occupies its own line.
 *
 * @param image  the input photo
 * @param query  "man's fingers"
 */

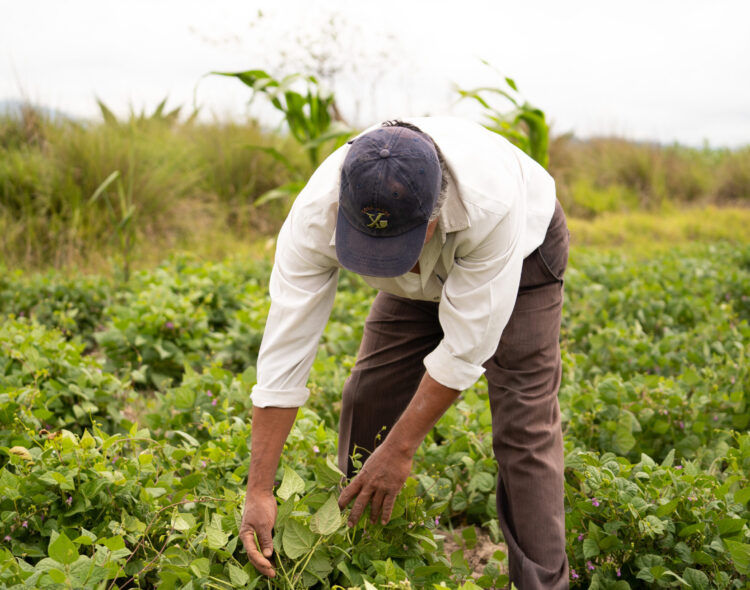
xmin=381 ymin=492 xmax=397 ymax=525
xmin=338 ymin=476 xmax=363 ymax=510
xmin=256 ymin=526 xmax=274 ymax=558
xmin=240 ymin=530 xmax=276 ymax=578
xmin=347 ymin=486 xmax=373 ymax=527
xmin=369 ymin=489 xmax=385 ymax=524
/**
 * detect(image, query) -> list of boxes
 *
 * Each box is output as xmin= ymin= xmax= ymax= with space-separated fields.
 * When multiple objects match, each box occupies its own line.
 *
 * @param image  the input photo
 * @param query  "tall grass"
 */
xmin=549 ymin=135 xmax=750 ymax=217
xmin=0 ymin=105 xmax=748 ymax=272
xmin=0 ymin=107 xmax=295 ymax=271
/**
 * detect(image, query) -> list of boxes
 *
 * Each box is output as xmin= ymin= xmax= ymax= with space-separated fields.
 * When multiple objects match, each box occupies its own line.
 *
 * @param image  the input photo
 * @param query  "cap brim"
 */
xmin=335 ymin=207 xmax=427 ymax=278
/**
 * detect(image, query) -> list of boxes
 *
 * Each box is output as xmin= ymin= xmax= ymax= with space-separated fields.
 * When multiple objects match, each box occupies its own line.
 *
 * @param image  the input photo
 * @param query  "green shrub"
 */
xmin=565 ymin=445 xmax=750 ymax=588
xmin=0 ymin=319 xmax=133 ymax=451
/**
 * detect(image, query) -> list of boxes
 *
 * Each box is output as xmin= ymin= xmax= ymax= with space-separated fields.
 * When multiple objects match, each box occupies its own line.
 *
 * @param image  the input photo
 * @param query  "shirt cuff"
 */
xmin=423 ymin=344 xmax=486 ymax=392
xmin=250 ymin=385 xmax=310 ymax=408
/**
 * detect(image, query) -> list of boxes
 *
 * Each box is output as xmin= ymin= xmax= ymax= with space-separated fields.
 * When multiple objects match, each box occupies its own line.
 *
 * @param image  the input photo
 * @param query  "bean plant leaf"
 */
xmin=724 ymin=540 xmax=750 ymax=575
xmin=48 ymin=569 xmax=67 ymax=584
xmin=735 ymin=486 xmax=750 ymax=506
xmin=310 ymin=494 xmax=341 ymax=536
xmin=682 ymin=567 xmax=709 ymax=589
xmin=49 ymin=532 xmax=78 ymax=565
xmin=315 ymin=455 xmax=345 ymax=487
xmin=583 ymin=538 xmax=600 ymax=559
xmin=717 ymin=517 xmax=746 ymax=537
xmin=228 ymin=563 xmax=249 ymax=586
xmin=282 ymin=519 xmax=315 ymax=559
xmin=207 ymin=520 xmax=229 ymax=550
xmin=277 ymin=467 xmax=305 ymax=500
xmin=190 ymin=557 xmax=210 ymax=578
xmin=469 ymin=471 xmax=495 ymax=493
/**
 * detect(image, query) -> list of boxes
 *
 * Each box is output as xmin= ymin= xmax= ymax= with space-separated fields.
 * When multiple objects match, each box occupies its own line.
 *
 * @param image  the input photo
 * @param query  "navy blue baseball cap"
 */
xmin=336 ymin=125 xmax=442 ymax=277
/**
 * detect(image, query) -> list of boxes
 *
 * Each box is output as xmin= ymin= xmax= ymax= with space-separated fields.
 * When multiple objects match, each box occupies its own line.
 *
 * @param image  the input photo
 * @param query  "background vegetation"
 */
xmin=1 ymin=99 xmax=748 ymax=273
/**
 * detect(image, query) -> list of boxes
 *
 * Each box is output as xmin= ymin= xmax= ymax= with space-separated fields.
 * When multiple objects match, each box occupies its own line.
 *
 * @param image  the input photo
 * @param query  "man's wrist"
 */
xmin=383 ymin=428 xmax=421 ymax=459
xmin=247 ymin=482 xmax=275 ymax=496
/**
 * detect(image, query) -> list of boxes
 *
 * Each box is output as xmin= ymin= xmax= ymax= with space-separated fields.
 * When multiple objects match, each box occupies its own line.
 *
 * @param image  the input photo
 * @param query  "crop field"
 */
xmin=1 ymin=240 xmax=749 ymax=589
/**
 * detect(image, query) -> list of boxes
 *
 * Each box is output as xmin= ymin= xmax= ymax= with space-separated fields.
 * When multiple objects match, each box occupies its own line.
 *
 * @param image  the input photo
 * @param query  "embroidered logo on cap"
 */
xmin=362 ymin=207 xmax=390 ymax=229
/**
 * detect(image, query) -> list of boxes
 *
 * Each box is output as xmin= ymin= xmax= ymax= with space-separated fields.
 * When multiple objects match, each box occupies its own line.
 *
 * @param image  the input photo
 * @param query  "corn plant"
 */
xmin=213 ymin=69 xmax=353 ymax=205
xmin=456 ymin=61 xmax=550 ymax=168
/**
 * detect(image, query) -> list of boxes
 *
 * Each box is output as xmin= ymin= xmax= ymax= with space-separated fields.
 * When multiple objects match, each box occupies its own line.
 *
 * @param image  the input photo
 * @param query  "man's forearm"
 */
xmin=383 ymin=372 xmax=460 ymax=456
xmin=247 ymin=406 xmax=298 ymax=493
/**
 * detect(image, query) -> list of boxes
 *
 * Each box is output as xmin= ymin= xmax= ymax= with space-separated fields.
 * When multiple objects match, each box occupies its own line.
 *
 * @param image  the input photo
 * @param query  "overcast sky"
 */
xmin=2 ymin=0 xmax=749 ymax=147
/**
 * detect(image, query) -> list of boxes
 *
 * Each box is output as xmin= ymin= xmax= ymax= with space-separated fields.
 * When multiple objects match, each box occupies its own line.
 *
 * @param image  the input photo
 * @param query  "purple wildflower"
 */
xmin=591 ymin=498 xmax=600 ymax=507
xmin=577 ymin=534 xmax=584 ymax=541
xmin=165 ymin=321 xmax=175 ymax=330
xmin=66 ymin=496 xmax=73 ymax=506
xmin=675 ymin=465 xmax=683 ymax=470
xmin=3 ymin=535 xmax=10 ymax=542
xmin=570 ymin=569 xmax=579 ymax=579
xmin=19 ymin=311 xmax=25 ymax=317
xmin=211 ymin=399 xmax=217 ymax=406
xmin=679 ymin=421 xmax=685 ymax=429
xmin=434 ymin=516 xmax=440 ymax=526
xmin=207 ymin=390 xmax=212 ymax=397
xmin=713 ymin=415 xmax=719 ymax=422
xmin=201 ymin=460 xmax=207 ymax=468
xmin=21 ymin=521 xmax=28 ymax=528
xmin=312 ymin=445 xmax=320 ymax=453
xmin=616 ymin=568 xmax=621 ymax=577
xmin=587 ymin=560 xmax=595 ymax=571
xmin=688 ymin=495 xmax=697 ymax=502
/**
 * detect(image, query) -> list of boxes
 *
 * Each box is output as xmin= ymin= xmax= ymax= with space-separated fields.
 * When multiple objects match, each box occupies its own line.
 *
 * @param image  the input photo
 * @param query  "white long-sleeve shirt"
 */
xmin=251 ymin=116 xmax=556 ymax=408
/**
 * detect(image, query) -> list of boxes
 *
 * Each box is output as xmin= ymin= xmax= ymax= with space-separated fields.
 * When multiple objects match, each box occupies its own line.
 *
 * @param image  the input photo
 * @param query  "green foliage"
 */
xmin=96 ymin=96 xmax=193 ymax=128
xmin=0 ymin=269 xmax=111 ymax=346
xmin=565 ymin=445 xmax=750 ymax=588
xmin=457 ymin=62 xmax=550 ymax=168
xmin=88 ymin=170 xmax=137 ymax=282
xmin=0 ymin=107 xmax=292 ymax=271
xmin=1 ymin=241 xmax=749 ymax=588
xmin=0 ymin=319 xmax=133 ymax=451
xmin=549 ymin=138 xmax=750 ymax=218
xmin=214 ymin=69 xmax=353 ymax=206
xmin=1 ymin=98 xmax=748 ymax=272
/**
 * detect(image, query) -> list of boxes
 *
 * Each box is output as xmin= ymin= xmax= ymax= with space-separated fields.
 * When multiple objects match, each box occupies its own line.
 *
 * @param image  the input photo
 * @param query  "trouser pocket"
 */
xmin=538 ymin=200 xmax=570 ymax=282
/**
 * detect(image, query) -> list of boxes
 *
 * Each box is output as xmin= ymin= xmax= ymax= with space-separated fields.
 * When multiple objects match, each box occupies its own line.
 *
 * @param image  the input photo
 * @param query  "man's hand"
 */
xmin=338 ymin=441 xmax=413 ymax=527
xmin=239 ymin=491 xmax=278 ymax=577
xmin=339 ymin=373 xmax=460 ymax=527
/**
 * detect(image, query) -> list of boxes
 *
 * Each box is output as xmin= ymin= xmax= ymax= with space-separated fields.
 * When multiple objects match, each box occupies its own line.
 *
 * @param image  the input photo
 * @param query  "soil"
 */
xmin=439 ymin=525 xmax=508 ymax=580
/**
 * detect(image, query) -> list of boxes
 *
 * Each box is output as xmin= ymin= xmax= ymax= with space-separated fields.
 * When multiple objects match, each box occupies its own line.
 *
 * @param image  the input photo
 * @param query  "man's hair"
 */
xmin=381 ymin=120 xmax=448 ymax=221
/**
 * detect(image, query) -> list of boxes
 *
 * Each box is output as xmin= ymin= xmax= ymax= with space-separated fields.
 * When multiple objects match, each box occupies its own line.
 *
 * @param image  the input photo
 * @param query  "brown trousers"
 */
xmin=338 ymin=201 xmax=570 ymax=590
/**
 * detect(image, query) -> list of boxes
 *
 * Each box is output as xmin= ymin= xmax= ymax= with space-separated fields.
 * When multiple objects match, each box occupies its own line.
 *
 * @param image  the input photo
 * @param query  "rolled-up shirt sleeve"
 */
xmin=423 ymin=197 xmax=526 ymax=391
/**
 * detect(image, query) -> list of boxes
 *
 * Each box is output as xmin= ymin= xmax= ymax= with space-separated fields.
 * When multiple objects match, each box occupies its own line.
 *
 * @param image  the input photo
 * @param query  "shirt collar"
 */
xmin=416 ymin=168 xmax=466 ymax=287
